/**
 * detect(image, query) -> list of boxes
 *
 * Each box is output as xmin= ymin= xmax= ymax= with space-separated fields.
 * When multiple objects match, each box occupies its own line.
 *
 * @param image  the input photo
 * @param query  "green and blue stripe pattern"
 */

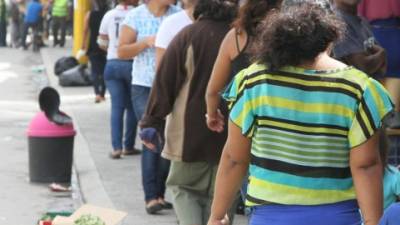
xmin=223 ymin=64 xmax=393 ymax=206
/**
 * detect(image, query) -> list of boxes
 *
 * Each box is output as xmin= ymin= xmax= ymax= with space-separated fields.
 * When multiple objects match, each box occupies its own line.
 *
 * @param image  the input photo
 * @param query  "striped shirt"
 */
xmin=224 ymin=64 xmax=394 ymax=206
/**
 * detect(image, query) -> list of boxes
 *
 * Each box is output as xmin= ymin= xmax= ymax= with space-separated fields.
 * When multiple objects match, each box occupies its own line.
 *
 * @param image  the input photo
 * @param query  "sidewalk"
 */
xmin=40 ymin=45 xmax=247 ymax=225
xmin=0 ymin=48 xmax=79 ymax=225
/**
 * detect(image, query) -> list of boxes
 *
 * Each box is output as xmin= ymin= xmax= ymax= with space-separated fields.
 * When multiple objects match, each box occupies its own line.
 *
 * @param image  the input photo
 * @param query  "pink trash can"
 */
xmin=27 ymin=112 xmax=76 ymax=183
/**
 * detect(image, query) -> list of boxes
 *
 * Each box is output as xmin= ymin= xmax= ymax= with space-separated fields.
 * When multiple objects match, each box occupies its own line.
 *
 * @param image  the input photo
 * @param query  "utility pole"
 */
xmin=73 ymin=0 xmax=90 ymax=63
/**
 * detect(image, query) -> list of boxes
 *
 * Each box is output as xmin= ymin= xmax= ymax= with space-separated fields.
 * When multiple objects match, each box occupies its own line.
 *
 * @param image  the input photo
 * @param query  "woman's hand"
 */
xmin=206 ymin=109 xmax=225 ymax=133
xmin=144 ymin=36 xmax=156 ymax=48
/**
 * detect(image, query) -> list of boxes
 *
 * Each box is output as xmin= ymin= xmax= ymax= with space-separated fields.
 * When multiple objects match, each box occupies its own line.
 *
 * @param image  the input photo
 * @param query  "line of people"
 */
xmin=0 ymin=0 xmax=72 ymax=50
xmin=75 ymin=0 xmax=400 ymax=225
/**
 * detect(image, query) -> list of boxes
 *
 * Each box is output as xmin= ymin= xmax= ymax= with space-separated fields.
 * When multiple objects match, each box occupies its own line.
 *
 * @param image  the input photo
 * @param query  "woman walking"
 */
xmin=208 ymin=2 xmax=393 ymax=225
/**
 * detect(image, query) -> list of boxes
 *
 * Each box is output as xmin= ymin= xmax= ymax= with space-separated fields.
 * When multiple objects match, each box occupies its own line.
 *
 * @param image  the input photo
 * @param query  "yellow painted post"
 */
xmin=73 ymin=0 xmax=90 ymax=64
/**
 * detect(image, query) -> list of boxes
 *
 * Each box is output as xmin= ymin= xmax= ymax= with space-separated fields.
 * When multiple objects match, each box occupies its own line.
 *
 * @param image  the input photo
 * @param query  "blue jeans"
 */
xmin=131 ymin=84 xmax=170 ymax=202
xmin=104 ymin=60 xmax=137 ymax=151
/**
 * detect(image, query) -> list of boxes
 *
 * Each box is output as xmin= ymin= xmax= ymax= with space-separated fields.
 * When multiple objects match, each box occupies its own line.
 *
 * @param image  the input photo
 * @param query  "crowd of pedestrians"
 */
xmin=0 ymin=0 xmax=72 ymax=49
xmin=1 ymin=0 xmax=400 ymax=225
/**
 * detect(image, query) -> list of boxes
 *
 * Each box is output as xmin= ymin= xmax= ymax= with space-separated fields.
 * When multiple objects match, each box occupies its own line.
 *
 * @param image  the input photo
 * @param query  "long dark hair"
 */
xmin=92 ymin=0 xmax=109 ymax=11
xmin=379 ymin=128 xmax=390 ymax=171
xmin=193 ymin=0 xmax=238 ymax=22
xmin=232 ymin=0 xmax=281 ymax=36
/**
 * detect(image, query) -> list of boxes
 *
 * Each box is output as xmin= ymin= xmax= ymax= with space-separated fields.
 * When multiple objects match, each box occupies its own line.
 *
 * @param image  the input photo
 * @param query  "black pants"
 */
xmin=52 ymin=16 xmax=66 ymax=47
xmin=21 ymin=22 xmax=38 ymax=48
xmin=0 ymin=20 xmax=6 ymax=46
xmin=89 ymin=54 xmax=107 ymax=97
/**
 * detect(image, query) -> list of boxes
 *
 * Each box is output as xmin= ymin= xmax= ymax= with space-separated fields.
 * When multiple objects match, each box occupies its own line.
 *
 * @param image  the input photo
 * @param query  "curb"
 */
xmin=40 ymin=48 xmax=115 ymax=209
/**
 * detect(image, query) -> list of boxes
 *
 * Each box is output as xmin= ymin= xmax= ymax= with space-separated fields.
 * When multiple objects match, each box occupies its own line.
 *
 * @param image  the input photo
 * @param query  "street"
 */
xmin=0 ymin=46 xmax=247 ymax=224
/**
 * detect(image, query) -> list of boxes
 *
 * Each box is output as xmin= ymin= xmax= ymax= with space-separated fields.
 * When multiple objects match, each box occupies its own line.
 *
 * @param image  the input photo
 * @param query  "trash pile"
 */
xmin=39 ymin=205 xmax=127 ymax=225
xmin=54 ymin=57 xmax=92 ymax=87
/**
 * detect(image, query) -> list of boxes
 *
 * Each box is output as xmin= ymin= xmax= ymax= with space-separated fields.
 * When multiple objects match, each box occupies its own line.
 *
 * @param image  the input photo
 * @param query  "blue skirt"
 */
xmin=250 ymin=200 xmax=362 ymax=225
xmin=371 ymin=18 xmax=400 ymax=78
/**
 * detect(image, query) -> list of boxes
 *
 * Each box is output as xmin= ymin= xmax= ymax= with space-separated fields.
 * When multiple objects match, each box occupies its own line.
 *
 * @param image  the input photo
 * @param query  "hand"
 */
xmin=374 ymin=45 xmax=387 ymax=75
xmin=142 ymin=140 xmax=157 ymax=150
xmin=207 ymin=215 xmax=230 ymax=225
xmin=377 ymin=58 xmax=387 ymax=76
xmin=206 ymin=109 xmax=225 ymax=133
xmin=144 ymin=36 xmax=156 ymax=48
xmin=369 ymin=44 xmax=385 ymax=55
xmin=75 ymin=49 xmax=86 ymax=60
xmin=139 ymin=127 xmax=161 ymax=152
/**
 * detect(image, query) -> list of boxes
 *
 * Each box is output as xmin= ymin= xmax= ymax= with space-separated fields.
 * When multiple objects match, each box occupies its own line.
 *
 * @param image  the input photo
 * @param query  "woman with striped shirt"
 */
xmin=207 ymin=2 xmax=393 ymax=225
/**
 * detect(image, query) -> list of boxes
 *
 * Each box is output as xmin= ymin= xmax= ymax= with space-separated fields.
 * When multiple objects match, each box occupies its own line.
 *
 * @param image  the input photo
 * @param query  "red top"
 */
xmin=358 ymin=0 xmax=400 ymax=21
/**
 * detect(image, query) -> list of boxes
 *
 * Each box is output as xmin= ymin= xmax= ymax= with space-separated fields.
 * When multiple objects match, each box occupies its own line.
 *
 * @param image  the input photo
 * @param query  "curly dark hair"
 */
xmin=193 ymin=0 xmax=238 ymax=22
xmin=232 ymin=0 xmax=281 ymax=36
xmin=251 ymin=2 xmax=344 ymax=70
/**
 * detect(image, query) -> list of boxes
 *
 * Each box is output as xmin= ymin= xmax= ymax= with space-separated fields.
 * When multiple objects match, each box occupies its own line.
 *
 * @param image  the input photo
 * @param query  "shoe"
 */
xmin=109 ymin=150 xmax=122 ymax=159
xmin=122 ymin=149 xmax=141 ymax=155
xmin=160 ymin=201 xmax=173 ymax=210
xmin=145 ymin=203 xmax=163 ymax=215
xmin=95 ymin=96 xmax=102 ymax=103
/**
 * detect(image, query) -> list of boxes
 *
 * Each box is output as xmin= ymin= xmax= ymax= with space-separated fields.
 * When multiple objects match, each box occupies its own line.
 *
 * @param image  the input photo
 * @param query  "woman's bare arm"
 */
xmin=206 ymin=29 xmax=243 ymax=132
xmin=350 ymin=132 xmax=383 ymax=225
xmin=117 ymin=25 xmax=154 ymax=60
xmin=98 ymin=34 xmax=109 ymax=51
xmin=207 ymin=121 xmax=251 ymax=225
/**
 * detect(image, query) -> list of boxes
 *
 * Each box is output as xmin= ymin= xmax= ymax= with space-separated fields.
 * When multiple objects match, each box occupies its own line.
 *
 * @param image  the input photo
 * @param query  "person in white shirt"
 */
xmin=154 ymin=0 xmax=197 ymax=67
xmin=97 ymin=0 xmax=140 ymax=159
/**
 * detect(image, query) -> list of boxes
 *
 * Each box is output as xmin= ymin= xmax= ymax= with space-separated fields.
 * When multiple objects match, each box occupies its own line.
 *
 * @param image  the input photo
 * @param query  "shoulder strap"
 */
xmin=234 ymin=28 xmax=241 ymax=55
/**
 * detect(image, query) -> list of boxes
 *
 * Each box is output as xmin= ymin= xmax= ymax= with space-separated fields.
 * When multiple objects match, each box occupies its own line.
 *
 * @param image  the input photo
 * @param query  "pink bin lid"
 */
xmin=27 ymin=112 xmax=76 ymax=137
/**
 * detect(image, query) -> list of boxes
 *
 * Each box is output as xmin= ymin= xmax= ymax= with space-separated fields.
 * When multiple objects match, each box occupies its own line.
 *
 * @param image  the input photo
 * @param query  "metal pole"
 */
xmin=73 ymin=0 xmax=90 ymax=63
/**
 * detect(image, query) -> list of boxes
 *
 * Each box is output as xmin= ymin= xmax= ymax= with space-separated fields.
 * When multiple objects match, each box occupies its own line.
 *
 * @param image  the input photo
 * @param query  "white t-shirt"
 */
xmin=155 ymin=10 xmax=192 ymax=49
xmin=99 ymin=4 xmax=134 ymax=60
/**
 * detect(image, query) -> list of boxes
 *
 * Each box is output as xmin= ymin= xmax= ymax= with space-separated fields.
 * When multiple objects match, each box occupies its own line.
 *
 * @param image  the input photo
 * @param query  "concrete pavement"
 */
xmin=39 ymin=44 xmax=247 ymax=225
xmin=0 ymin=48 xmax=78 ymax=225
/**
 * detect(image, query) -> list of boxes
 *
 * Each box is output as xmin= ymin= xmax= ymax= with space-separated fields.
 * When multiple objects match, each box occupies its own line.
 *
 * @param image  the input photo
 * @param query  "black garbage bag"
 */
xmin=59 ymin=64 xmax=93 ymax=87
xmin=54 ymin=57 xmax=79 ymax=76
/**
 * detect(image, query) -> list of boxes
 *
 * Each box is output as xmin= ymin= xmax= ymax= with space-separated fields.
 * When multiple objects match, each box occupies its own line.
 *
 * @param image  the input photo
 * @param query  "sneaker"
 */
xmin=122 ymin=149 xmax=141 ymax=156
xmin=109 ymin=150 xmax=122 ymax=159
